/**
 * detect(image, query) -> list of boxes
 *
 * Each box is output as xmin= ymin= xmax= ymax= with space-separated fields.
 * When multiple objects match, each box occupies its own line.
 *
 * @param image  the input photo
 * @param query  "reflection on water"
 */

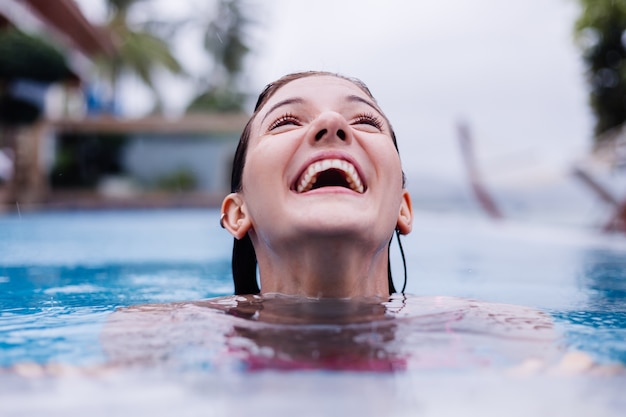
xmin=0 ymin=261 xmax=231 ymax=366
xmin=0 ymin=210 xmax=625 ymax=369
xmin=220 ymin=296 xmax=405 ymax=372
xmin=0 ymin=261 xmax=232 ymax=311
xmin=0 ymin=209 xmax=624 ymax=370
xmin=580 ymin=249 xmax=626 ymax=309
xmin=1 ymin=210 xmax=625 ymax=416
xmin=101 ymin=294 xmax=560 ymax=372
xmin=553 ymin=311 xmax=626 ymax=365
xmin=551 ymin=249 xmax=626 ymax=364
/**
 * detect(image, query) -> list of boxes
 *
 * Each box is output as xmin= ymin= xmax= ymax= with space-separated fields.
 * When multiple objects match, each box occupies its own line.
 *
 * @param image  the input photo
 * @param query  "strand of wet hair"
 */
xmin=396 ymin=229 xmax=408 ymax=294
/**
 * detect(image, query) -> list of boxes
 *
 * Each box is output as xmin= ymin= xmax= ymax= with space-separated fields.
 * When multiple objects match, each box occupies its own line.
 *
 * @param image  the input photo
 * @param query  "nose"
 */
xmin=310 ymin=112 xmax=351 ymax=144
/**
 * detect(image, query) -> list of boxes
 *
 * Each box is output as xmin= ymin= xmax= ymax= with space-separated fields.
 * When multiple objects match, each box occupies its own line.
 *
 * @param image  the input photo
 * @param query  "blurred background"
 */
xmin=1 ymin=0 xmax=625 ymax=233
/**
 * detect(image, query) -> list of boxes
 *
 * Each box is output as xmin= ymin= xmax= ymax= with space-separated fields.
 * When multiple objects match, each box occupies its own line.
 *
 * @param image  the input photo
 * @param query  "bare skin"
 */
xmin=95 ymin=294 xmax=624 ymax=374
xmin=221 ymin=76 xmax=412 ymax=298
xmin=5 ymin=294 xmax=621 ymax=376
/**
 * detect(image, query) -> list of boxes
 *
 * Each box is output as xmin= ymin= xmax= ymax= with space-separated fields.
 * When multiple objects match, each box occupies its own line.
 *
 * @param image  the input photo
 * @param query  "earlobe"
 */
xmin=221 ymin=193 xmax=252 ymax=240
xmin=396 ymin=189 xmax=413 ymax=235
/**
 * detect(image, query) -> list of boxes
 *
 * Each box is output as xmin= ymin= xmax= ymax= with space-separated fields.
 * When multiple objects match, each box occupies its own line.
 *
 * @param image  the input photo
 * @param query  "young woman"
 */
xmin=102 ymin=72 xmax=571 ymax=372
xmin=220 ymin=71 xmax=412 ymax=298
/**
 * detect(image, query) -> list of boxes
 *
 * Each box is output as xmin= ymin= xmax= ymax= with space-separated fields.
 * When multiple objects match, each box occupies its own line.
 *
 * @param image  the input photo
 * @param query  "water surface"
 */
xmin=1 ymin=209 xmax=625 ymax=416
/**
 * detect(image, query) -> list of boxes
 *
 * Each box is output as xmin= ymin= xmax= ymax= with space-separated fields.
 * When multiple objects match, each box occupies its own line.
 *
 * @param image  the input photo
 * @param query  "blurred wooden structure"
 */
xmin=0 ymin=0 xmax=115 ymax=57
xmin=457 ymin=121 xmax=504 ymax=220
xmin=2 ymin=113 xmax=248 ymax=211
xmin=0 ymin=1 xmax=250 ymax=212
xmin=573 ymin=125 xmax=626 ymax=233
xmin=51 ymin=113 xmax=249 ymax=136
xmin=0 ymin=0 xmax=114 ymax=209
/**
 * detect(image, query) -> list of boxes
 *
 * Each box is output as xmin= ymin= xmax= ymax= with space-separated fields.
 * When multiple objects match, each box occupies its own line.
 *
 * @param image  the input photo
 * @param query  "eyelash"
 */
xmin=268 ymin=113 xmax=300 ymax=131
xmin=353 ymin=113 xmax=384 ymax=130
xmin=268 ymin=112 xmax=384 ymax=131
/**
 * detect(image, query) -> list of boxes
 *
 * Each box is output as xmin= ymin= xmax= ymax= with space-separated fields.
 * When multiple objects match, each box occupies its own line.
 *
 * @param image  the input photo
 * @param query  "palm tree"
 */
xmin=187 ymin=0 xmax=254 ymax=113
xmin=575 ymin=0 xmax=626 ymax=141
xmin=0 ymin=28 xmax=74 ymax=125
xmin=96 ymin=0 xmax=184 ymax=113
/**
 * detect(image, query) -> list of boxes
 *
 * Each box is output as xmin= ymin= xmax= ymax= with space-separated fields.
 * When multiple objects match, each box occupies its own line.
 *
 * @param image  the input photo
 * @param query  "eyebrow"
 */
xmin=346 ymin=94 xmax=382 ymax=114
xmin=260 ymin=94 xmax=385 ymax=125
xmin=261 ymin=98 xmax=305 ymax=125
xmin=347 ymin=95 xmax=391 ymax=128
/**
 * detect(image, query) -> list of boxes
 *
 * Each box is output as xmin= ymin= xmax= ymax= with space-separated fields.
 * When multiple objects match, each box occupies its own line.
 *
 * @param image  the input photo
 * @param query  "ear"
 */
xmin=221 ymin=193 xmax=252 ymax=240
xmin=396 ymin=189 xmax=413 ymax=235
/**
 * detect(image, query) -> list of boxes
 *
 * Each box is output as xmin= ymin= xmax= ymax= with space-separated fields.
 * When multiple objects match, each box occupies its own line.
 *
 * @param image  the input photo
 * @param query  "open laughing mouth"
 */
xmin=295 ymin=159 xmax=365 ymax=194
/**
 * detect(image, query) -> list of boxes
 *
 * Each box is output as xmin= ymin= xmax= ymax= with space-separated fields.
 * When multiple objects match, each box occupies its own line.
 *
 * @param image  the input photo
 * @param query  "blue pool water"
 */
xmin=0 ymin=210 xmax=232 ymax=366
xmin=1 ymin=209 xmax=625 ymax=416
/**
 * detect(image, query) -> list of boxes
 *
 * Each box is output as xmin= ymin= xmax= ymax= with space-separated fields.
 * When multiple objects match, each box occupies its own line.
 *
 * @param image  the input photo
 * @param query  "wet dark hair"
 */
xmin=229 ymin=71 xmax=407 ymax=295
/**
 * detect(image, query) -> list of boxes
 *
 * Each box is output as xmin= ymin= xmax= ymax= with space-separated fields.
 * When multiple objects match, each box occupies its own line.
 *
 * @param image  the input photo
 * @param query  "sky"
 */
xmin=76 ymin=0 xmax=593 ymax=192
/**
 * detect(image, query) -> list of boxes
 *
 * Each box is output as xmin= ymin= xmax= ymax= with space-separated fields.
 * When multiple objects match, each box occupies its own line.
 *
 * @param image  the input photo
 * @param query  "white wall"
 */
xmin=122 ymin=134 xmax=237 ymax=192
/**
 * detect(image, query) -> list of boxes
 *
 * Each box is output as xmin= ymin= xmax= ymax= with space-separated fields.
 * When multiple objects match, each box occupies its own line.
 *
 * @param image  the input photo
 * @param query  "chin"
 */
xmin=293 ymin=216 xmax=375 ymax=238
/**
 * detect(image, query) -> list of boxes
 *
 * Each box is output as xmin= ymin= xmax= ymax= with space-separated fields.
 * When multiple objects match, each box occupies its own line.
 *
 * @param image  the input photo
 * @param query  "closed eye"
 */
xmin=352 ymin=113 xmax=384 ymax=131
xmin=268 ymin=113 xmax=301 ymax=131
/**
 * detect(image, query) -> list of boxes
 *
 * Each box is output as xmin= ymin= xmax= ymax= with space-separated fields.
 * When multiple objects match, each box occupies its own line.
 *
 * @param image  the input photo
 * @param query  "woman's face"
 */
xmin=235 ymin=75 xmax=411 ymax=252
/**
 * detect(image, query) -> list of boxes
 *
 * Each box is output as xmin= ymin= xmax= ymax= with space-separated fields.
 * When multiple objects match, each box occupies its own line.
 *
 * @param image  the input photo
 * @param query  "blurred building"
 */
xmin=0 ymin=0 xmax=246 ymax=210
xmin=49 ymin=114 xmax=248 ymax=208
xmin=0 ymin=0 xmax=115 ymax=115
xmin=0 ymin=0 xmax=115 ymax=206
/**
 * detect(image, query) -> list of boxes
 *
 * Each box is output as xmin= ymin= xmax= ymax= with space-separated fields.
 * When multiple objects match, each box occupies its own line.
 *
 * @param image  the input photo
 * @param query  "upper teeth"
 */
xmin=296 ymin=159 xmax=364 ymax=193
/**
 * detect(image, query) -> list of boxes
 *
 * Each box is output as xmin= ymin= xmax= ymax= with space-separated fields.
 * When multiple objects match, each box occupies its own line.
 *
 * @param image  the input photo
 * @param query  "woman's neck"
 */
xmin=254 ymin=236 xmax=390 ymax=298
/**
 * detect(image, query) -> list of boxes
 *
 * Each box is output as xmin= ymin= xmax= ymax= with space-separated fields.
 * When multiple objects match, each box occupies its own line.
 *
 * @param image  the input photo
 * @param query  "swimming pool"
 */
xmin=1 ymin=209 xmax=625 ymax=416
